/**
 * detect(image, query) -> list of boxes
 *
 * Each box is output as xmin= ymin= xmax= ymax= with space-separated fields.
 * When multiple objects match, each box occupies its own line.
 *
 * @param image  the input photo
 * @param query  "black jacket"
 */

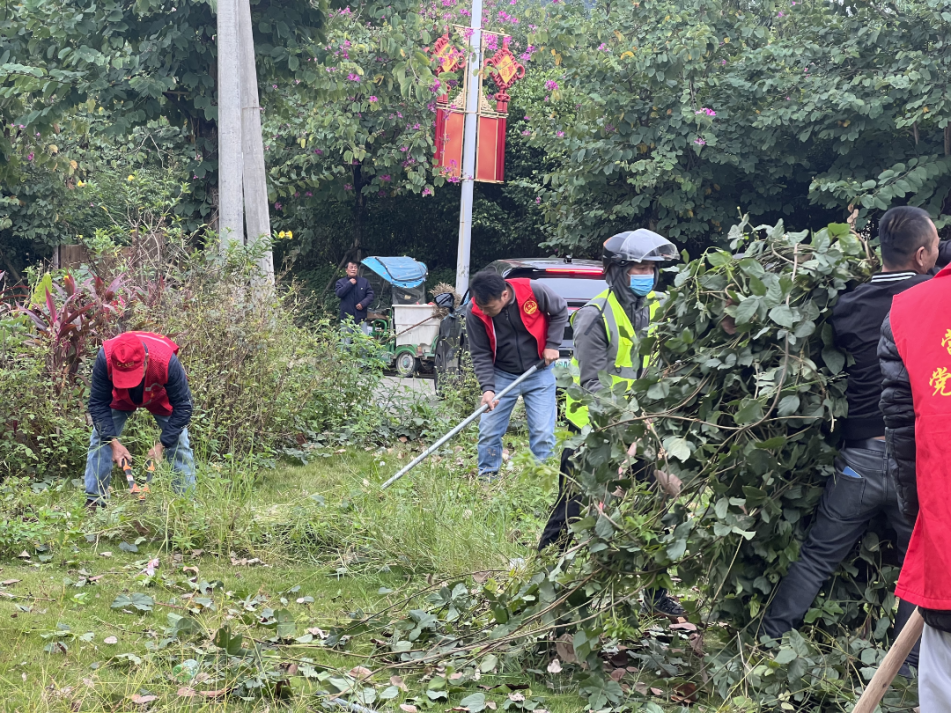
xmin=465 ymin=281 xmax=568 ymax=393
xmin=831 ymin=272 xmax=931 ymax=440
xmin=879 ymin=314 xmax=918 ymax=521
xmin=335 ymin=276 xmax=375 ymax=323
xmin=879 ymin=313 xmax=951 ymax=632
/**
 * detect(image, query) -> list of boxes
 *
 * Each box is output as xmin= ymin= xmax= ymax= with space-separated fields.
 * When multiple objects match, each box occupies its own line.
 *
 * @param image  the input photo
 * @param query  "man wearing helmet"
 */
xmin=539 ymin=229 xmax=685 ymax=617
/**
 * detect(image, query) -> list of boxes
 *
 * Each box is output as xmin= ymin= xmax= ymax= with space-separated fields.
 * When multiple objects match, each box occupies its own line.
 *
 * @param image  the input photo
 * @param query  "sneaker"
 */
xmin=642 ymin=593 xmax=686 ymax=618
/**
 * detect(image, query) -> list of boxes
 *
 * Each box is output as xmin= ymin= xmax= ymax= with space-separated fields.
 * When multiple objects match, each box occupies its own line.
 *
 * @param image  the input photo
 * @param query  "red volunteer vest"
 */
xmin=470 ymin=278 xmax=548 ymax=361
xmin=102 ymin=331 xmax=180 ymax=417
xmin=890 ymin=264 xmax=951 ymax=610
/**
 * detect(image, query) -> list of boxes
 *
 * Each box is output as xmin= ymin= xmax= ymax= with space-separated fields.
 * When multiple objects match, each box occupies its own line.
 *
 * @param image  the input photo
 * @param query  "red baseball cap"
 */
xmin=110 ymin=334 xmax=146 ymax=389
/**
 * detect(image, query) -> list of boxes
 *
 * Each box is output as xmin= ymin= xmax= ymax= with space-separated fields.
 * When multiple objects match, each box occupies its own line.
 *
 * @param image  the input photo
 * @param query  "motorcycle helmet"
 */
xmin=602 ymin=229 xmax=678 ymax=270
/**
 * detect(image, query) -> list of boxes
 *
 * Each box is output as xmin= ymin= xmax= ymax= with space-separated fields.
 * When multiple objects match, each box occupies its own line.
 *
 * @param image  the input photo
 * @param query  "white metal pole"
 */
xmin=454 ymin=0 xmax=484 ymax=296
xmin=238 ymin=0 xmax=274 ymax=286
xmin=217 ymin=0 xmax=245 ymax=251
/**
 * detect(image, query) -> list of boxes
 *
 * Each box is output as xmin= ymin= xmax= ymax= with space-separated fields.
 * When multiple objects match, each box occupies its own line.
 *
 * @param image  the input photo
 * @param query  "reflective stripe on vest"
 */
xmin=564 ymin=289 xmax=660 ymax=429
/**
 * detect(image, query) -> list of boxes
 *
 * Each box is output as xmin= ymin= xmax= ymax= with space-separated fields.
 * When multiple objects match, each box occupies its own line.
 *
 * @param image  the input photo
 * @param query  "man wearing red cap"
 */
xmin=85 ymin=331 xmax=194 ymax=507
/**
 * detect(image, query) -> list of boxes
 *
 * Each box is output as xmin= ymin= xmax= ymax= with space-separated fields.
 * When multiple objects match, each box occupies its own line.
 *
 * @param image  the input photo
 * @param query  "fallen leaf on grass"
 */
xmin=199 ymin=689 xmax=228 ymax=698
xmin=349 ymin=666 xmax=372 ymax=679
xmin=672 ymin=682 xmax=698 ymax=703
xmin=390 ymin=675 xmax=408 ymax=692
xmin=399 ymin=705 xmax=417 ymax=713
xmin=688 ymin=632 xmax=705 ymax=657
xmin=634 ymin=682 xmax=648 ymax=695
xmin=128 ymin=694 xmax=158 ymax=704
xmin=610 ymin=668 xmax=626 ymax=682
xmin=508 ymin=693 xmax=524 ymax=702
xmin=670 ymin=621 xmax=697 ymax=632
xmin=103 ymin=636 xmax=118 ymax=645
xmin=177 ymin=688 xmax=196 ymax=698
xmin=230 ymin=556 xmax=263 ymax=567
xmin=546 ymin=659 xmax=562 ymax=673
xmin=650 ymin=687 xmax=664 ymax=696
xmin=99 ymin=552 xmax=112 ymax=558
xmin=554 ymin=637 xmax=577 ymax=664
xmin=1 ymin=579 xmax=20 ymax=586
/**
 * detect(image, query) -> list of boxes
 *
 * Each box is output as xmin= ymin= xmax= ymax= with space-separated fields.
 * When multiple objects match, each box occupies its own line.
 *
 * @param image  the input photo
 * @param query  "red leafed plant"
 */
xmin=17 ymin=273 xmax=129 ymax=393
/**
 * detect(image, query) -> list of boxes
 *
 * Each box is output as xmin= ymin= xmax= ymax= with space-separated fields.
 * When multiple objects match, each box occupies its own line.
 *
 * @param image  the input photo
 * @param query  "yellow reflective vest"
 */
xmin=564 ymin=289 xmax=660 ymax=429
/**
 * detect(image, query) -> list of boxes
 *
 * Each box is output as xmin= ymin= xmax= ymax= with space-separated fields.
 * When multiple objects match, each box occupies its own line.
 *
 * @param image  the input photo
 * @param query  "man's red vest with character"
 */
xmin=102 ymin=332 xmax=180 ymax=417
xmin=470 ymin=278 xmax=548 ymax=361
xmin=890 ymin=263 xmax=951 ymax=610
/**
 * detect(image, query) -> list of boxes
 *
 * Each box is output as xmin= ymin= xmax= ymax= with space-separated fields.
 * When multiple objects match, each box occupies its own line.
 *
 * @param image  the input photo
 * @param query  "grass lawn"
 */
xmin=0 ymin=438 xmax=590 ymax=712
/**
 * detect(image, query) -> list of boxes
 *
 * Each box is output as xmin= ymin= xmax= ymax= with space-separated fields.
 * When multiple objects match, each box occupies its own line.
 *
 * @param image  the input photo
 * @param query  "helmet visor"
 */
xmin=607 ymin=229 xmax=679 ymax=263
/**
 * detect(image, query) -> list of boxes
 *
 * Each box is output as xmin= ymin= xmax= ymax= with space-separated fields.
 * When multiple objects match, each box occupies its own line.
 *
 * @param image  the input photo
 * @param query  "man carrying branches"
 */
xmin=761 ymin=207 xmax=950 ymax=674
xmin=539 ymin=229 xmax=684 ymax=617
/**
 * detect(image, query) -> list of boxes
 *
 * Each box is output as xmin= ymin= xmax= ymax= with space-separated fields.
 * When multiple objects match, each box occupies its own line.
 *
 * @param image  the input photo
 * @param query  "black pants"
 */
xmin=761 ymin=442 xmax=919 ymax=667
xmin=538 ymin=444 xmax=583 ymax=550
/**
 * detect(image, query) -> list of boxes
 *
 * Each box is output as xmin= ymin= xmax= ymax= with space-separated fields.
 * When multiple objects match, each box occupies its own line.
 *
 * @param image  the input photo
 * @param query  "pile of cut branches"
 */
xmin=327 ymin=220 xmax=918 ymax=711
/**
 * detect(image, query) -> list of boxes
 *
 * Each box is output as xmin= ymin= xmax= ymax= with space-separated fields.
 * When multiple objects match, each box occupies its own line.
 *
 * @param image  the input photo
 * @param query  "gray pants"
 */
xmin=920 ymin=624 xmax=951 ymax=711
xmin=762 ymin=444 xmax=919 ymax=666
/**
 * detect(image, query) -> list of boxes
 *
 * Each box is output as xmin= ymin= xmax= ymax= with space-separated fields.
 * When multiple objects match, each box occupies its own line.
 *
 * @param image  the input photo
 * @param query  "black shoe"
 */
xmin=85 ymin=499 xmax=105 ymax=512
xmin=642 ymin=593 xmax=686 ymax=618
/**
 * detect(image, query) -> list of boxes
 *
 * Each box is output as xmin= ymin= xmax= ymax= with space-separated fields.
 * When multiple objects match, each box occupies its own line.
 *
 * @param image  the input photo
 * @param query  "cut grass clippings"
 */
xmin=0 ymin=442 xmax=584 ymax=712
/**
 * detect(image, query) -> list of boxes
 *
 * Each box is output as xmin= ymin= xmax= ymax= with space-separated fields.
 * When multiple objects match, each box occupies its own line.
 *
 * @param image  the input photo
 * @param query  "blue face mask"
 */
xmin=629 ymin=274 xmax=654 ymax=297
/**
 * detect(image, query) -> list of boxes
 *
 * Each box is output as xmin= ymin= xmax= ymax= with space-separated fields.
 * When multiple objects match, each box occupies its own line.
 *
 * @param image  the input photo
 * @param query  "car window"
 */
xmin=534 ymin=276 xmax=607 ymax=302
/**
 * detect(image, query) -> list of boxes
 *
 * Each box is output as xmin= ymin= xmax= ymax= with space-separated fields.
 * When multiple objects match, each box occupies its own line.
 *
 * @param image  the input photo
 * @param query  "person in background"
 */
xmin=466 ymin=271 xmax=568 ymax=479
xmin=335 ymin=260 xmax=375 ymax=327
xmin=879 ymin=236 xmax=951 ymax=708
xmin=86 ymin=331 xmax=194 ymax=508
xmin=761 ymin=206 xmax=949 ymax=674
xmin=538 ymin=229 xmax=684 ymax=618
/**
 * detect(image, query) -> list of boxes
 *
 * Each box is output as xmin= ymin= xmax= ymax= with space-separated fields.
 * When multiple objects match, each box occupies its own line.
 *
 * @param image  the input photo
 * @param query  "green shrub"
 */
xmin=0 ymin=240 xmax=390 ymax=476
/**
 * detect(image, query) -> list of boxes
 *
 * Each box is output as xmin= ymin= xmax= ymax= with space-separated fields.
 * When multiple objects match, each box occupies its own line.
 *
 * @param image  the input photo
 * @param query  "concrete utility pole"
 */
xmin=217 ymin=0 xmax=245 ymax=251
xmin=454 ymin=0 xmax=484 ymax=296
xmin=238 ymin=0 xmax=274 ymax=285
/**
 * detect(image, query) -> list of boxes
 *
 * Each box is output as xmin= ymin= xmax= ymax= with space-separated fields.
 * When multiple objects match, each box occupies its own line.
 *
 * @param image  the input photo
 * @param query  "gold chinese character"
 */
xmin=942 ymin=329 xmax=951 ymax=356
xmin=931 ymin=367 xmax=951 ymax=396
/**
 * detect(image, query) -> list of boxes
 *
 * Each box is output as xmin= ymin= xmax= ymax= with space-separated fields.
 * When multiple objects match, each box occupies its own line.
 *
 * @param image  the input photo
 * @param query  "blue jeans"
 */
xmin=85 ymin=409 xmax=196 ymax=503
xmin=478 ymin=365 xmax=556 ymax=474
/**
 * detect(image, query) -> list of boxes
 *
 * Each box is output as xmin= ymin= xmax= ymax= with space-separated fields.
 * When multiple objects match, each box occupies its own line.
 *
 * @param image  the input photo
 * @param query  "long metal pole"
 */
xmin=381 ymin=363 xmax=541 ymax=490
xmin=454 ymin=0 xmax=484 ymax=296
xmin=217 ymin=0 xmax=244 ymax=251
xmin=238 ymin=0 xmax=274 ymax=287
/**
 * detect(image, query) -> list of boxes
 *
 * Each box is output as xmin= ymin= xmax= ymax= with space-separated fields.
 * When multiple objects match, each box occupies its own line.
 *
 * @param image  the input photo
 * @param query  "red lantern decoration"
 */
xmin=431 ymin=32 xmax=525 ymax=184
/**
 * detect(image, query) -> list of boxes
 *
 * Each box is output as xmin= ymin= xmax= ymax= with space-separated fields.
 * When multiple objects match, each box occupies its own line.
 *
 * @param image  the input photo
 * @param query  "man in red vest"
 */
xmin=466 ymin=271 xmax=568 ymax=478
xmin=85 ymin=331 xmax=195 ymax=508
xmin=880 ymin=258 xmax=951 ymax=705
